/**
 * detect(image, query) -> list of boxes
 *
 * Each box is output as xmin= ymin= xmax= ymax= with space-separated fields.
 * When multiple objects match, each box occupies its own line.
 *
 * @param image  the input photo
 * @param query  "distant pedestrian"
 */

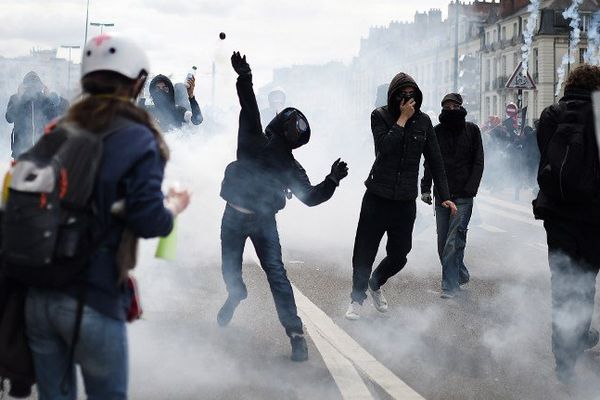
xmin=5 ymin=72 xmax=63 ymax=158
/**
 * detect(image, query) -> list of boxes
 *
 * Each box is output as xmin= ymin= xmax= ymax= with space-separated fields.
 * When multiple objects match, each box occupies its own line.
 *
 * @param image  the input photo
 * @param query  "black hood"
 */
xmin=387 ymin=72 xmax=423 ymax=120
xmin=149 ymin=74 xmax=175 ymax=106
xmin=265 ymin=107 xmax=311 ymax=150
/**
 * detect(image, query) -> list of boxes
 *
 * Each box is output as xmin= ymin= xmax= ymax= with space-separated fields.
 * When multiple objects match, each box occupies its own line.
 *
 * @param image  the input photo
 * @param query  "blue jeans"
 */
xmin=435 ymin=198 xmax=473 ymax=292
xmin=221 ymin=204 xmax=303 ymax=336
xmin=25 ymin=289 xmax=128 ymax=400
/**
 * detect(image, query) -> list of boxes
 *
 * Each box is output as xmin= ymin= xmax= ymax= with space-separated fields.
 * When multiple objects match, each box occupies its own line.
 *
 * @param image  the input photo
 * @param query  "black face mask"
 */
xmin=439 ymin=107 xmax=467 ymax=130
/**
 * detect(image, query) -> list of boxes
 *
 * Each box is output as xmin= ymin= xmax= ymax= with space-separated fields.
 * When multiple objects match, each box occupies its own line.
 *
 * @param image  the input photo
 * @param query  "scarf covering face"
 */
xmin=439 ymin=107 xmax=468 ymax=131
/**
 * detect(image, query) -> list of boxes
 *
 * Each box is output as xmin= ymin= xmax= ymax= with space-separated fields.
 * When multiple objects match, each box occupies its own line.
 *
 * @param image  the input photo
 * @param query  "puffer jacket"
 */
xmin=365 ymin=73 xmax=450 ymax=201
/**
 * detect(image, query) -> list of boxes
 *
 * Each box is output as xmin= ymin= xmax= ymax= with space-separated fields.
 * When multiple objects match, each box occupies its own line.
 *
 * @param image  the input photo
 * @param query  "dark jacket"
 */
xmin=220 ymin=73 xmax=338 ymax=215
xmin=533 ymin=89 xmax=600 ymax=225
xmin=5 ymin=78 xmax=61 ymax=158
xmin=142 ymin=75 xmax=202 ymax=132
xmin=421 ymin=120 xmax=484 ymax=199
xmin=67 ymin=120 xmax=174 ymax=320
xmin=365 ymin=73 xmax=450 ymax=201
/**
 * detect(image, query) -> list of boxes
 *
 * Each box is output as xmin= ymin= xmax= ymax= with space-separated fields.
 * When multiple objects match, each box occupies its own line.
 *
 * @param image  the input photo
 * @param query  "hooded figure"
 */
xmin=141 ymin=74 xmax=202 ymax=131
xmin=346 ymin=72 xmax=456 ymax=320
xmin=218 ymin=52 xmax=348 ymax=363
xmin=5 ymin=72 xmax=61 ymax=158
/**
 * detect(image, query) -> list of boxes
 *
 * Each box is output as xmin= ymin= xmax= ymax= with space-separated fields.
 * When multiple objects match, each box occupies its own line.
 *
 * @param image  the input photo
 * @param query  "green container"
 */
xmin=155 ymin=218 xmax=178 ymax=261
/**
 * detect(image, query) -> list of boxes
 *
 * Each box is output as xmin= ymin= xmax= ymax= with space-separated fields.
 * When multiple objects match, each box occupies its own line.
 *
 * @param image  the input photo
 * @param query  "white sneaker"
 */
xmin=345 ymin=301 xmax=362 ymax=320
xmin=369 ymin=287 xmax=388 ymax=312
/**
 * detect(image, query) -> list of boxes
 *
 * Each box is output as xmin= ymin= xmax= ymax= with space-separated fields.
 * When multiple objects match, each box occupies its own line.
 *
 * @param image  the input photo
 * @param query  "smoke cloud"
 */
xmin=521 ymin=0 xmax=540 ymax=74
xmin=584 ymin=11 xmax=600 ymax=65
xmin=556 ymin=0 xmax=585 ymax=95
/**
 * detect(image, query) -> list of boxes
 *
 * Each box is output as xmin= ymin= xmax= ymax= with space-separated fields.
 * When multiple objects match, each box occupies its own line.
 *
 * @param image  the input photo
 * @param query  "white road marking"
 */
xmin=474 ymin=223 xmax=506 ymax=233
xmin=300 ymin=310 xmax=374 ymax=400
xmin=477 ymin=203 xmax=542 ymax=227
xmin=292 ymin=284 xmax=426 ymax=400
xmin=247 ymin=250 xmax=425 ymax=399
xmin=478 ymin=195 xmax=533 ymax=215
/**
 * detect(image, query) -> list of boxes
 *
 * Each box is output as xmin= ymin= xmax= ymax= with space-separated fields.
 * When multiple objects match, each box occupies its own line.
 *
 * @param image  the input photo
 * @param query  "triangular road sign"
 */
xmin=506 ymin=61 xmax=537 ymax=90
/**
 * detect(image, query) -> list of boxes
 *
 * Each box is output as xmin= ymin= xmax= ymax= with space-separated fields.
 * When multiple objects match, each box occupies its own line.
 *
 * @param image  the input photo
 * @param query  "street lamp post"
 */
xmin=60 ymin=45 xmax=81 ymax=92
xmin=90 ymin=22 xmax=115 ymax=35
xmin=84 ymin=0 xmax=90 ymax=45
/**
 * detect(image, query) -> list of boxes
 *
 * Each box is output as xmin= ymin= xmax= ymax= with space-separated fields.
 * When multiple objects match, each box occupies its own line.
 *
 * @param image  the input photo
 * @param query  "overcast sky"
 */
xmin=1 ymin=0 xmax=451 ymax=87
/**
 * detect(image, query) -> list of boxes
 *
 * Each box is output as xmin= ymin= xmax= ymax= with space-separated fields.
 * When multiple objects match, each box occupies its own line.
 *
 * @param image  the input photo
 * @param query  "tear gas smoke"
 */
xmin=584 ymin=11 xmax=600 ymax=65
xmin=521 ymin=0 xmax=540 ymax=74
xmin=556 ymin=0 xmax=585 ymax=96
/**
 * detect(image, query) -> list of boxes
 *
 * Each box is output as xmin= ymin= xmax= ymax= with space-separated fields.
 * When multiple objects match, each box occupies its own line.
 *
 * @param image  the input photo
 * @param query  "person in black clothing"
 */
xmin=139 ymin=74 xmax=202 ymax=131
xmin=5 ymin=71 xmax=63 ymax=158
xmin=421 ymin=93 xmax=484 ymax=298
xmin=533 ymin=64 xmax=600 ymax=385
xmin=345 ymin=73 xmax=457 ymax=320
xmin=218 ymin=52 xmax=348 ymax=361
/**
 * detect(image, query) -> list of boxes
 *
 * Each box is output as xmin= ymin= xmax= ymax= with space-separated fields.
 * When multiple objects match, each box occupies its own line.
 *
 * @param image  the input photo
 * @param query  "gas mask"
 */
xmin=281 ymin=108 xmax=310 ymax=149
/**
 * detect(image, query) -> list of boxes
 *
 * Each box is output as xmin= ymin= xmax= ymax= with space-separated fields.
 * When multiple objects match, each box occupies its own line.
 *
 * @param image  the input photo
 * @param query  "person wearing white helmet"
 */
xmin=23 ymin=34 xmax=191 ymax=399
xmin=260 ymin=86 xmax=286 ymax=129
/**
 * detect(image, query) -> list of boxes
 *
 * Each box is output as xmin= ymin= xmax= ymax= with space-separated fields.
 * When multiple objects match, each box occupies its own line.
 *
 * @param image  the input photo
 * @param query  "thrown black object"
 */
xmin=219 ymin=32 xmax=226 ymax=40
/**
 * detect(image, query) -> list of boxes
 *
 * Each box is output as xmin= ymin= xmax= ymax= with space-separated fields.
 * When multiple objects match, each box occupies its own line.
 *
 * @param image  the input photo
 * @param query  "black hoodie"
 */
xmin=142 ymin=74 xmax=202 ymax=132
xmin=220 ymin=73 xmax=339 ymax=215
xmin=365 ymin=72 xmax=450 ymax=201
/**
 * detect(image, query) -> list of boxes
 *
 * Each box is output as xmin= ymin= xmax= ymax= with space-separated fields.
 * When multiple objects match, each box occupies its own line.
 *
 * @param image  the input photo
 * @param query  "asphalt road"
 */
xmin=15 ymin=189 xmax=600 ymax=400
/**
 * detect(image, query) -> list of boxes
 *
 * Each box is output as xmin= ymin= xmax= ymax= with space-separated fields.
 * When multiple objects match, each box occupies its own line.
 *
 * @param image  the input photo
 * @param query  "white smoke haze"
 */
xmin=556 ymin=0 xmax=585 ymax=95
xmin=584 ymin=11 xmax=600 ymax=65
xmin=522 ymin=0 xmax=541 ymax=74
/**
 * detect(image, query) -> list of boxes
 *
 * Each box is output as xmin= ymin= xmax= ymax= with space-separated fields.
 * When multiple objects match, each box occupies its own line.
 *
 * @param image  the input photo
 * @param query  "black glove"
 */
xmin=328 ymin=158 xmax=348 ymax=185
xmin=231 ymin=51 xmax=251 ymax=76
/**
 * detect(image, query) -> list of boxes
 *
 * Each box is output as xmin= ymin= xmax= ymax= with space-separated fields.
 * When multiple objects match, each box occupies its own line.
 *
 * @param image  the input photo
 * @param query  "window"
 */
xmin=513 ymin=22 xmax=518 ymax=38
xmin=502 ymin=55 xmax=507 ymax=76
xmin=513 ymin=52 xmax=519 ymax=69
xmin=486 ymin=32 xmax=490 ymax=45
xmin=486 ymin=59 xmax=491 ymax=84
xmin=581 ymin=14 xmax=591 ymax=32
xmin=580 ymin=48 xmax=586 ymax=64
xmin=493 ymin=96 xmax=498 ymax=116
xmin=534 ymin=48 xmax=539 ymax=77
xmin=493 ymin=29 xmax=497 ymax=42
xmin=502 ymin=26 xmax=507 ymax=41
xmin=485 ymin=97 xmax=491 ymax=119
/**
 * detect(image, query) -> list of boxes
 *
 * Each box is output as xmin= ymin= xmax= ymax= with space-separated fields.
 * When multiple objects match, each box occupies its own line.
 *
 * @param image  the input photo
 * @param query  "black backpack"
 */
xmin=1 ymin=119 xmax=128 ymax=287
xmin=538 ymin=100 xmax=600 ymax=204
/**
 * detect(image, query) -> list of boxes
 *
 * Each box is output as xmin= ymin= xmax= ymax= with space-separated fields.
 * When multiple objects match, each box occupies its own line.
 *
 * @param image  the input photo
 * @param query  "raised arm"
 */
xmin=232 ymin=52 xmax=263 ymax=151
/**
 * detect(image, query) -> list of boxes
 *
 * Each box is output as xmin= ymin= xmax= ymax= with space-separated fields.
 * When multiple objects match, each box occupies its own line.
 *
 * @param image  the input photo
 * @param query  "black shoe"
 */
xmin=217 ymin=297 xmax=240 ymax=327
xmin=290 ymin=335 xmax=308 ymax=362
xmin=584 ymin=328 xmax=599 ymax=350
xmin=459 ymin=277 xmax=470 ymax=286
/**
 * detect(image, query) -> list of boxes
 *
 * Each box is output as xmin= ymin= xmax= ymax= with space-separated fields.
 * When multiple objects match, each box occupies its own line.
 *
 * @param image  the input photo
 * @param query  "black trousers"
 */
xmin=544 ymin=217 xmax=600 ymax=373
xmin=220 ymin=204 xmax=303 ymax=337
xmin=351 ymin=191 xmax=416 ymax=303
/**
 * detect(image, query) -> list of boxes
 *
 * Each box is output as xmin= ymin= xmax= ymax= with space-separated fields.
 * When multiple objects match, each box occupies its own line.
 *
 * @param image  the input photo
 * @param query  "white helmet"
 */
xmin=81 ymin=34 xmax=149 ymax=80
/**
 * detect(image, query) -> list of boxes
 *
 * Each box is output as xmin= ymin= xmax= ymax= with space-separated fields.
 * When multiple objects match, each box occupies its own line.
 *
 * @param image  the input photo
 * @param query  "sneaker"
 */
xmin=290 ymin=335 xmax=308 ymax=362
xmin=369 ymin=287 xmax=388 ymax=312
xmin=345 ymin=301 xmax=362 ymax=320
xmin=217 ymin=296 xmax=241 ymax=327
xmin=584 ymin=328 xmax=600 ymax=350
xmin=440 ymin=290 xmax=455 ymax=299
